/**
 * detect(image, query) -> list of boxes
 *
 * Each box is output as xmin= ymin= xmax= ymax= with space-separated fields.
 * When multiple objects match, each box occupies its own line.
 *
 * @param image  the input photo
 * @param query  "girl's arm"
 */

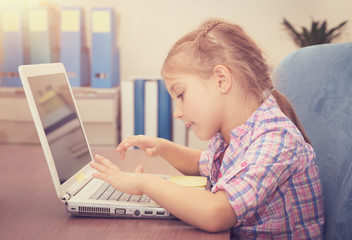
xmin=141 ymin=174 xmax=237 ymax=232
xmin=116 ymin=135 xmax=202 ymax=176
xmin=90 ymin=154 xmax=237 ymax=232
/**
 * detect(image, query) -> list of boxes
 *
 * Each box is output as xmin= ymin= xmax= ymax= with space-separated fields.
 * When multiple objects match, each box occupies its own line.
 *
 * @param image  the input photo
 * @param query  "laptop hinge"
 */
xmin=61 ymin=193 xmax=71 ymax=203
xmin=63 ymin=174 xmax=94 ymax=202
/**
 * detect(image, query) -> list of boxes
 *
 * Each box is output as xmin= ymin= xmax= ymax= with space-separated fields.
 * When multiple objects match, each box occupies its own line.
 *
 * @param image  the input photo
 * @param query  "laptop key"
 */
xmin=99 ymin=186 xmax=116 ymax=200
xmin=90 ymin=182 xmax=110 ymax=200
xmin=129 ymin=195 xmax=141 ymax=202
xmin=139 ymin=194 xmax=151 ymax=203
xmin=109 ymin=190 xmax=123 ymax=201
xmin=139 ymin=198 xmax=151 ymax=203
xmin=119 ymin=193 xmax=131 ymax=202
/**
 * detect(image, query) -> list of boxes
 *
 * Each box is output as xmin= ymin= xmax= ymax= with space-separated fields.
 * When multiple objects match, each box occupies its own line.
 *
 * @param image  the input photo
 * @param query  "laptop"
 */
xmin=18 ymin=62 xmax=175 ymax=219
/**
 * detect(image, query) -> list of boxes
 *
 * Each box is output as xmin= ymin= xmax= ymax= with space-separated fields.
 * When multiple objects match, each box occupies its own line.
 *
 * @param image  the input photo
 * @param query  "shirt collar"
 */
xmin=207 ymin=94 xmax=277 ymax=160
xmin=209 ymin=132 xmax=228 ymax=160
xmin=230 ymin=94 xmax=277 ymax=140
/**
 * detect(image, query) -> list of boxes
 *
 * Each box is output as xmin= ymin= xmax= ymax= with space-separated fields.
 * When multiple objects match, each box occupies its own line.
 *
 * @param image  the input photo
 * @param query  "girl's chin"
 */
xmin=192 ymin=129 xmax=213 ymax=142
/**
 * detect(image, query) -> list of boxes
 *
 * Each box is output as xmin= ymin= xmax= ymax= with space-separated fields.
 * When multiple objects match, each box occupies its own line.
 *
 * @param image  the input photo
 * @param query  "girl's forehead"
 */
xmin=164 ymin=76 xmax=186 ymax=90
xmin=165 ymin=74 xmax=208 ymax=93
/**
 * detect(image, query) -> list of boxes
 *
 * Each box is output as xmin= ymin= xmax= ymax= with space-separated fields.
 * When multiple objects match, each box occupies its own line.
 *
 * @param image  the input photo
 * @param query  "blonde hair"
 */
xmin=161 ymin=19 xmax=311 ymax=144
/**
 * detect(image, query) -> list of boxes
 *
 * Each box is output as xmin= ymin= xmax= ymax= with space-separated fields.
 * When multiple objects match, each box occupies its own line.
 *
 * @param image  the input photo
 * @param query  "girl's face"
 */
xmin=165 ymin=73 xmax=225 ymax=141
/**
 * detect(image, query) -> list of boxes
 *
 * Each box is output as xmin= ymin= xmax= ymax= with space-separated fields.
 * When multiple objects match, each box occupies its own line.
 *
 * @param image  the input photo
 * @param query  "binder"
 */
xmin=157 ymin=80 xmax=172 ymax=140
xmin=0 ymin=11 xmax=3 ymax=86
xmin=28 ymin=7 xmax=58 ymax=64
xmin=172 ymin=101 xmax=187 ymax=146
xmin=134 ymin=79 xmax=145 ymax=135
xmin=121 ymin=80 xmax=135 ymax=141
xmin=121 ymin=78 xmax=173 ymax=142
xmin=145 ymin=80 xmax=158 ymax=137
xmin=1 ymin=8 xmax=25 ymax=87
xmin=91 ymin=8 xmax=120 ymax=88
xmin=60 ymin=7 xmax=89 ymax=86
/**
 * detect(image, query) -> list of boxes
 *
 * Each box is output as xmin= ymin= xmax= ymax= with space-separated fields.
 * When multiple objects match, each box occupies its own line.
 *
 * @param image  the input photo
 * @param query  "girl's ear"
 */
xmin=213 ymin=65 xmax=232 ymax=94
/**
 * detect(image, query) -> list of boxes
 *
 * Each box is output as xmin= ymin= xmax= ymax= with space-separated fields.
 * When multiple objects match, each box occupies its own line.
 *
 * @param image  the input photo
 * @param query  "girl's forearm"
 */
xmin=139 ymin=174 xmax=237 ymax=232
xmin=158 ymin=139 xmax=202 ymax=176
xmin=91 ymin=154 xmax=236 ymax=231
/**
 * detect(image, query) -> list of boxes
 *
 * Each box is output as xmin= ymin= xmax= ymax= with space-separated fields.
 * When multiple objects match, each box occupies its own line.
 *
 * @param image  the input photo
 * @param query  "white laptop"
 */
xmin=18 ymin=63 xmax=175 ymax=219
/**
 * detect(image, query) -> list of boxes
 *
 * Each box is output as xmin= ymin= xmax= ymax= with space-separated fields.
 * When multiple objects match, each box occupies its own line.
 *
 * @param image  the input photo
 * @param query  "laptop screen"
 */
xmin=27 ymin=73 xmax=91 ymax=184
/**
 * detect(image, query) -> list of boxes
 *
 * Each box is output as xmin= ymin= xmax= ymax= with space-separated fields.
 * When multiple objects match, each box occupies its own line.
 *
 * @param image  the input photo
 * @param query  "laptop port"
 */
xmin=115 ymin=208 xmax=126 ymax=215
xmin=144 ymin=210 xmax=153 ymax=215
xmin=133 ymin=210 xmax=141 ymax=217
xmin=156 ymin=211 xmax=165 ymax=216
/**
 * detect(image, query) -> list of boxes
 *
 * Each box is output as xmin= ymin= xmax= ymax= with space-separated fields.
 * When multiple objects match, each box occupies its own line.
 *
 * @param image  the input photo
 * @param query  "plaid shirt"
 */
xmin=199 ymin=95 xmax=324 ymax=239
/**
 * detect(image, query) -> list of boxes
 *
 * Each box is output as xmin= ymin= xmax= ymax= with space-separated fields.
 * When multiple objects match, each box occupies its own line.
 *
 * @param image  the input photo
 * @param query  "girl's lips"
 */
xmin=185 ymin=122 xmax=193 ymax=128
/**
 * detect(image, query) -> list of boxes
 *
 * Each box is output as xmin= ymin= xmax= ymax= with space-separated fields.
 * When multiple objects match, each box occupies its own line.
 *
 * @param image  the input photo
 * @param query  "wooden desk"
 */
xmin=0 ymin=144 xmax=230 ymax=239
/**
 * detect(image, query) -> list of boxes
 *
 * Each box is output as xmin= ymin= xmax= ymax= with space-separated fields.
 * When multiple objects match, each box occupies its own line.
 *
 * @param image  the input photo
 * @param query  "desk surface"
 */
xmin=0 ymin=144 xmax=230 ymax=240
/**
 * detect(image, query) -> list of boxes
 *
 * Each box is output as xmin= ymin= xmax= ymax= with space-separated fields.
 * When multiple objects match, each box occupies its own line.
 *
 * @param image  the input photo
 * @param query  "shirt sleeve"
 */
xmin=199 ymin=149 xmax=212 ymax=177
xmin=212 ymin=128 xmax=302 ymax=225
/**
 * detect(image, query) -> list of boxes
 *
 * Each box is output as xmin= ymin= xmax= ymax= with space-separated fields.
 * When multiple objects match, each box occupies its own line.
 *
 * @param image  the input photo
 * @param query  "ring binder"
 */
xmin=91 ymin=8 xmax=120 ymax=88
xmin=1 ymin=8 xmax=25 ymax=87
xmin=60 ymin=7 xmax=90 ymax=87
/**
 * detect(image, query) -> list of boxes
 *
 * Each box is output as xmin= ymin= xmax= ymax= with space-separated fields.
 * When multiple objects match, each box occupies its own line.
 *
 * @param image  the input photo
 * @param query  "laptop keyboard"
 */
xmin=89 ymin=182 xmax=155 ymax=204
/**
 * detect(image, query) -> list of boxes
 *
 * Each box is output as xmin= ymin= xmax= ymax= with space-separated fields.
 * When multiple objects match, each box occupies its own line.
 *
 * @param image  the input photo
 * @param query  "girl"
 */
xmin=90 ymin=19 xmax=324 ymax=239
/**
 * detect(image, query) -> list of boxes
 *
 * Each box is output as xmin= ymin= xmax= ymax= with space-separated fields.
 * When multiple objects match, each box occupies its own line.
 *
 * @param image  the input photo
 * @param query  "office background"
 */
xmin=31 ymin=0 xmax=352 ymax=81
xmin=0 ymin=0 xmax=351 ymax=149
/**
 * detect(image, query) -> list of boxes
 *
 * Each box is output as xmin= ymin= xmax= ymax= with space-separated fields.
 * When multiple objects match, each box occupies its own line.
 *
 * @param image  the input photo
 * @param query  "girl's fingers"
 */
xmin=116 ymin=142 xmax=132 ymax=160
xmin=116 ymin=146 xmax=127 ymax=160
xmin=146 ymin=147 xmax=158 ymax=157
xmin=117 ymin=136 xmax=151 ymax=152
xmin=135 ymin=165 xmax=144 ymax=174
xmin=90 ymin=161 xmax=110 ymax=174
xmin=92 ymin=154 xmax=120 ymax=175
xmin=94 ymin=154 xmax=117 ymax=168
xmin=92 ymin=171 xmax=115 ymax=184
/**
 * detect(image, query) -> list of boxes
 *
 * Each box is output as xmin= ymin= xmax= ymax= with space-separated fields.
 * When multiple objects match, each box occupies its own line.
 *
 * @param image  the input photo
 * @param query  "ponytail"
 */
xmin=271 ymin=89 xmax=311 ymax=144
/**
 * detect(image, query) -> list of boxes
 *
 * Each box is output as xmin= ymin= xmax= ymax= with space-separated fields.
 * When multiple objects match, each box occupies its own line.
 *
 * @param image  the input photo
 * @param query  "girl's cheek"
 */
xmin=183 ymin=101 xmax=198 ymax=118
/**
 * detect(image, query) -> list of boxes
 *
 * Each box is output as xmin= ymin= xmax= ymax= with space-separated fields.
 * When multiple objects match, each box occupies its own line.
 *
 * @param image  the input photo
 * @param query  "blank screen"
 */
xmin=28 ymin=73 xmax=91 ymax=184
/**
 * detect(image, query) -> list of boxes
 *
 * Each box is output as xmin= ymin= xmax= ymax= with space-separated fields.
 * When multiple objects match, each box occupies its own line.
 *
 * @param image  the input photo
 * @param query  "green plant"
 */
xmin=282 ymin=18 xmax=348 ymax=47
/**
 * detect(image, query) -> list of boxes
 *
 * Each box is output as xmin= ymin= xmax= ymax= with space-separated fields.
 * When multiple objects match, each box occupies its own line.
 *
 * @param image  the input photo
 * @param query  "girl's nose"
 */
xmin=173 ymin=108 xmax=183 ymax=119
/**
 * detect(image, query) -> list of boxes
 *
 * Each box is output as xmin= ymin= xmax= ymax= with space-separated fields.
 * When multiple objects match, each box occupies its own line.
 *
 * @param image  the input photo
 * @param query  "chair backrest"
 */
xmin=273 ymin=42 xmax=352 ymax=240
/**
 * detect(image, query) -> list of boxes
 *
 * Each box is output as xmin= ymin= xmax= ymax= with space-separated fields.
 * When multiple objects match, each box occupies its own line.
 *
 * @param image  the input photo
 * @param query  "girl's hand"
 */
xmin=90 ymin=154 xmax=145 ymax=195
xmin=116 ymin=135 xmax=164 ymax=160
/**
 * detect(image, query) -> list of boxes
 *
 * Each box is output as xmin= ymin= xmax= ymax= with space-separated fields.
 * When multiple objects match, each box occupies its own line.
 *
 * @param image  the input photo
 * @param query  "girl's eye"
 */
xmin=177 ymin=93 xmax=184 ymax=100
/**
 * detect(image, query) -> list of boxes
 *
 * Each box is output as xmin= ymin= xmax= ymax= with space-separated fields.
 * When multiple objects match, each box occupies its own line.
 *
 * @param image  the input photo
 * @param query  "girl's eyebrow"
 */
xmin=171 ymin=82 xmax=181 ymax=92
xmin=169 ymin=83 xmax=183 ymax=98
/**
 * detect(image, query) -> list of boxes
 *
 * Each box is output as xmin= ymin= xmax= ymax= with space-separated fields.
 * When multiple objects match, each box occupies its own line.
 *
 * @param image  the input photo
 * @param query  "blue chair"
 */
xmin=274 ymin=42 xmax=352 ymax=240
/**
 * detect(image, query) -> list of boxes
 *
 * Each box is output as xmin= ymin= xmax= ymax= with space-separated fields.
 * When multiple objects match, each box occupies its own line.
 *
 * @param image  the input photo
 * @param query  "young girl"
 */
xmin=90 ymin=19 xmax=324 ymax=238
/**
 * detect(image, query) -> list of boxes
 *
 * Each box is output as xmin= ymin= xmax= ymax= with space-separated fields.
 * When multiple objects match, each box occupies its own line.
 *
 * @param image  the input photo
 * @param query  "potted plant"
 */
xmin=282 ymin=18 xmax=348 ymax=47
